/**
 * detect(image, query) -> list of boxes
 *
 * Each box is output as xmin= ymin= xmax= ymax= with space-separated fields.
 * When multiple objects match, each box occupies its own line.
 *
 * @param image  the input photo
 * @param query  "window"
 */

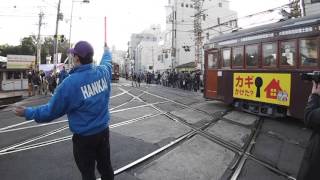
xmin=181 ymin=3 xmax=184 ymax=7
xmin=245 ymin=44 xmax=259 ymax=67
xmin=232 ymin=46 xmax=244 ymax=67
xmin=186 ymin=4 xmax=188 ymax=8
xmin=23 ymin=71 xmax=27 ymax=79
xmin=280 ymin=40 xmax=296 ymax=66
xmin=222 ymin=48 xmax=231 ymax=68
xmin=219 ymin=2 xmax=222 ymax=7
xmin=262 ymin=43 xmax=277 ymax=67
xmin=300 ymin=39 xmax=318 ymax=67
xmin=14 ymin=72 xmax=21 ymax=79
xmin=190 ymin=4 xmax=193 ymax=8
xmin=311 ymin=0 xmax=320 ymax=3
xmin=208 ymin=53 xmax=218 ymax=68
xmin=7 ymin=72 xmax=21 ymax=80
xmin=7 ymin=72 xmax=13 ymax=80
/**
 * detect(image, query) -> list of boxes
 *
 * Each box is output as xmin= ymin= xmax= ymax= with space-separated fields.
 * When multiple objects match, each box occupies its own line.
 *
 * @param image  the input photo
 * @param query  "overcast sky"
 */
xmin=0 ymin=0 xmax=289 ymax=60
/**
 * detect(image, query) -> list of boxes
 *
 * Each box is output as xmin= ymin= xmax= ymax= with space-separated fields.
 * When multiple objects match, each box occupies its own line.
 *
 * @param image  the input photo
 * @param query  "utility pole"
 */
xmin=54 ymin=0 xmax=62 ymax=64
xmin=36 ymin=12 xmax=44 ymax=70
xmin=152 ymin=46 xmax=154 ymax=72
xmin=289 ymin=0 xmax=302 ymax=18
xmin=193 ymin=0 xmax=203 ymax=74
xmin=300 ymin=0 xmax=305 ymax=16
xmin=171 ymin=0 xmax=177 ymax=71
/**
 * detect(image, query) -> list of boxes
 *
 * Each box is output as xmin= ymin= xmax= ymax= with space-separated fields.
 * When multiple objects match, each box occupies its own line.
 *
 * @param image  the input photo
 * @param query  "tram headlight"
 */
xmin=301 ymin=71 xmax=320 ymax=83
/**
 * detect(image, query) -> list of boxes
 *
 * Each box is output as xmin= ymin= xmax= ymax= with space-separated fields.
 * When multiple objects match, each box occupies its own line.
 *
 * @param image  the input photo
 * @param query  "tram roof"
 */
xmin=207 ymin=14 xmax=320 ymax=44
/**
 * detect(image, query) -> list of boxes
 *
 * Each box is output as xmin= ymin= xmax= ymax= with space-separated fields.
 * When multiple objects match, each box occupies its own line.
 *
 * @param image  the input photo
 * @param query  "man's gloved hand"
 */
xmin=312 ymin=81 xmax=320 ymax=96
xmin=104 ymin=43 xmax=109 ymax=51
xmin=13 ymin=106 xmax=26 ymax=117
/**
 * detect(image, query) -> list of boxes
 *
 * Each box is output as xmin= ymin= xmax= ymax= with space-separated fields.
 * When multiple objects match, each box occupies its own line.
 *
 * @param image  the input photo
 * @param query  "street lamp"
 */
xmin=68 ymin=0 xmax=90 ymax=66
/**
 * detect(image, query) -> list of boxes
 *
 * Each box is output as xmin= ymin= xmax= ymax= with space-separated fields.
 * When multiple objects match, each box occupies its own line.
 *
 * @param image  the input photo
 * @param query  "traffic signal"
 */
xmin=183 ymin=46 xmax=190 ymax=52
xmin=60 ymin=35 xmax=65 ymax=42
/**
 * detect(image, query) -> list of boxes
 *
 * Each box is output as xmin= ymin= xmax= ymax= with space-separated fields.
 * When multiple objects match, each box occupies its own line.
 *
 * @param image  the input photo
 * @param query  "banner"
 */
xmin=7 ymin=55 xmax=35 ymax=69
xmin=233 ymin=73 xmax=291 ymax=106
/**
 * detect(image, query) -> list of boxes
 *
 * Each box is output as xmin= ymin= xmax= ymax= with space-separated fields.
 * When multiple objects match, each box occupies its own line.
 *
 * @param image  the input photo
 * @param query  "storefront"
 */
xmin=0 ymin=69 xmax=29 ymax=91
xmin=0 ymin=55 xmax=35 ymax=91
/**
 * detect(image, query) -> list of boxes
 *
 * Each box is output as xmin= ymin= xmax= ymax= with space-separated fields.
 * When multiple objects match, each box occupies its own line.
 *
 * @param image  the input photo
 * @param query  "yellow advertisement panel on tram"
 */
xmin=233 ymin=73 xmax=291 ymax=106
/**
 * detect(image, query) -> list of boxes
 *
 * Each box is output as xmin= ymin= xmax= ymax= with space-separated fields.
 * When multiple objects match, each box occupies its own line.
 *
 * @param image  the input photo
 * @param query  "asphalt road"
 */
xmin=0 ymin=78 xmax=312 ymax=180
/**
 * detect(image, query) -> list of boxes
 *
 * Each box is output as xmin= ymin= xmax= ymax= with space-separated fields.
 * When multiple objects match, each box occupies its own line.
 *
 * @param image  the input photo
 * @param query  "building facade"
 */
xmin=303 ymin=0 xmax=320 ymax=16
xmin=129 ymin=25 xmax=164 ymax=73
xmin=164 ymin=0 xmax=237 ymax=68
xmin=111 ymin=47 xmax=127 ymax=76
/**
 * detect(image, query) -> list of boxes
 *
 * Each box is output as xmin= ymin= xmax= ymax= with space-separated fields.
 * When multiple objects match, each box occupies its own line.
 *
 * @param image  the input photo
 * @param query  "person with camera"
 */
xmin=13 ymin=41 xmax=114 ymax=180
xmin=298 ymin=80 xmax=320 ymax=180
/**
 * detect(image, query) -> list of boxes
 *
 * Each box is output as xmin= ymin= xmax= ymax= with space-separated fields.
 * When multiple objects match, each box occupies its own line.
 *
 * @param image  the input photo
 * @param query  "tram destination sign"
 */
xmin=216 ymin=25 xmax=318 ymax=47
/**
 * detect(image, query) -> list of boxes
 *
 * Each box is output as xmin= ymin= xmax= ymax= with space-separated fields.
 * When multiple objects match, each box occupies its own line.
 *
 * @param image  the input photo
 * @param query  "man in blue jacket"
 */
xmin=58 ymin=66 xmax=69 ymax=85
xmin=14 ymin=41 xmax=114 ymax=180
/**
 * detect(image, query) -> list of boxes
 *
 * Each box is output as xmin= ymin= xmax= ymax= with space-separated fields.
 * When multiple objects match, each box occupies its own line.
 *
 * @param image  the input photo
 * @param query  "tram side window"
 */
xmin=222 ymin=48 xmax=231 ymax=68
xmin=262 ymin=43 xmax=277 ymax=67
xmin=280 ymin=40 xmax=296 ymax=66
xmin=6 ymin=72 xmax=21 ymax=80
xmin=232 ymin=46 xmax=244 ymax=68
xmin=208 ymin=53 xmax=218 ymax=68
xmin=300 ymin=39 xmax=318 ymax=67
xmin=245 ymin=44 xmax=259 ymax=67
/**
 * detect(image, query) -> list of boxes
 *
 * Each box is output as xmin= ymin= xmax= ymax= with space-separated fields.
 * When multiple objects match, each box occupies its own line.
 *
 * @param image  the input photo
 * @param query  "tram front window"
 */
xmin=280 ymin=40 xmax=296 ymax=66
xmin=245 ymin=44 xmax=258 ymax=67
xmin=262 ymin=43 xmax=277 ymax=67
xmin=208 ymin=53 xmax=218 ymax=68
xmin=300 ymin=39 xmax=318 ymax=67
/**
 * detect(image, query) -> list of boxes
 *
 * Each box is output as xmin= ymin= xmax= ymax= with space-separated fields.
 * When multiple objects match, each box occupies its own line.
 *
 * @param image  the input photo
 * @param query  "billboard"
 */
xmin=6 ymin=55 xmax=35 ymax=69
xmin=233 ymin=73 xmax=291 ymax=106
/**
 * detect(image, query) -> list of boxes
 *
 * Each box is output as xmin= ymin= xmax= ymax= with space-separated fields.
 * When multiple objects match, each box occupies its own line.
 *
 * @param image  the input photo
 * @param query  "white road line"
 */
xmin=0 ymin=120 xmax=68 ymax=134
xmin=0 ymin=126 xmax=68 ymax=153
xmin=0 ymin=113 xmax=164 ymax=155
xmin=0 ymin=101 xmax=168 ymax=134
xmin=110 ymin=92 xmax=126 ymax=99
xmin=110 ymin=101 xmax=168 ymax=114
xmin=0 ymin=121 xmax=33 ymax=131
xmin=113 ymin=131 xmax=195 ymax=176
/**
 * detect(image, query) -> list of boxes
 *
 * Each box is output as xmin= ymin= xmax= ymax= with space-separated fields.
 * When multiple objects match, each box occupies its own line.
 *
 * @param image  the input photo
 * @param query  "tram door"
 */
xmin=205 ymin=50 xmax=219 ymax=99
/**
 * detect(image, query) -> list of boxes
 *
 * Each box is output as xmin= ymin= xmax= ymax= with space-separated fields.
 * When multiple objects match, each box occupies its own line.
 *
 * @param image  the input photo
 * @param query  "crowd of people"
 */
xmin=27 ymin=66 xmax=69 ymax=96
xmin=130 ymin=70 xmax=202 ymax=92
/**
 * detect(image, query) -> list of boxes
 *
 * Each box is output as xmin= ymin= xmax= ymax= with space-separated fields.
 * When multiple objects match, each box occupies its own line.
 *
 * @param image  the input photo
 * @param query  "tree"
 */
xmin=20 ymin=36 xmax=36 ymax=55
xmin=0 ymin=35 xmax=69 ymax=64
xmin=40 ymin=37 xmax=69 ymax=64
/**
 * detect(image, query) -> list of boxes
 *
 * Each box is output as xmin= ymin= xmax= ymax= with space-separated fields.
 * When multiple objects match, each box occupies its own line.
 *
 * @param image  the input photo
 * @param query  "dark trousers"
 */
xmin=72 ymin=128 xmax=114 ymax=180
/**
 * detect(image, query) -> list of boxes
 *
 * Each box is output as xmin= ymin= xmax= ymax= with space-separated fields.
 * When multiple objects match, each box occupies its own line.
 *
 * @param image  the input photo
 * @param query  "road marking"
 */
xmin=0 ymin=113 xmax=163 ymax=155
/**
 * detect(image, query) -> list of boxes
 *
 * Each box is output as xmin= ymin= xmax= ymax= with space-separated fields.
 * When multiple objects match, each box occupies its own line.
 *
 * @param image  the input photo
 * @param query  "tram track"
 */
xmin=0 ymin=100 xmax=169 ymax=134
xmin=0 ymin=112 xmax=163 ymax=156
xmin=134 ymin=86 xmax=297 ymax=180
xmin=0 ymin=84 xmax=299 ymax=179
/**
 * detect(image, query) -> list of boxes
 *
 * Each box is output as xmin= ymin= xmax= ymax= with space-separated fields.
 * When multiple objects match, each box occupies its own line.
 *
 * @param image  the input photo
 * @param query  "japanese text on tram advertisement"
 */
xmin=233 ymin=73 xmax=291 ymax=106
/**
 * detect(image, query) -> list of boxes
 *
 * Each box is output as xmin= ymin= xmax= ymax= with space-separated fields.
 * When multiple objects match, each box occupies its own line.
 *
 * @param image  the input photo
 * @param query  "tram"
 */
xmin=204 ymin=14 xmax=320 ymax=120
xmin=112 ymin=62 xmax=120 ymax=82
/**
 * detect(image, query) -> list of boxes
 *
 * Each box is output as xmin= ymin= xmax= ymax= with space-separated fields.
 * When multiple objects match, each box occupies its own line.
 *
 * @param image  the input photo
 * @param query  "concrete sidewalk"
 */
xmin=0 ymin=90 xmax=28 ymax=99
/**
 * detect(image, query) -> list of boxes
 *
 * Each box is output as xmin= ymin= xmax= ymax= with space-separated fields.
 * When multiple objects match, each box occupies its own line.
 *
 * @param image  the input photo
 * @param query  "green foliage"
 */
xmin=0 ymin=35 xmax=69 ymax=64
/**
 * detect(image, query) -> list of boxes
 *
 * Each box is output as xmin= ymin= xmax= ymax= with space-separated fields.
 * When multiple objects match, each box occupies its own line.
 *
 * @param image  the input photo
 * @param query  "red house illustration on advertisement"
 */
xmin=264 ymin=79 xmax=282 ymax=99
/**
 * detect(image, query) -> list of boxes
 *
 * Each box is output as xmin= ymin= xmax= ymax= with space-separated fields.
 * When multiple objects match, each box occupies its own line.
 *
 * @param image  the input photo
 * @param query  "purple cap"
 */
xmin=68 ymin=41 xmax=94 ymax=58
